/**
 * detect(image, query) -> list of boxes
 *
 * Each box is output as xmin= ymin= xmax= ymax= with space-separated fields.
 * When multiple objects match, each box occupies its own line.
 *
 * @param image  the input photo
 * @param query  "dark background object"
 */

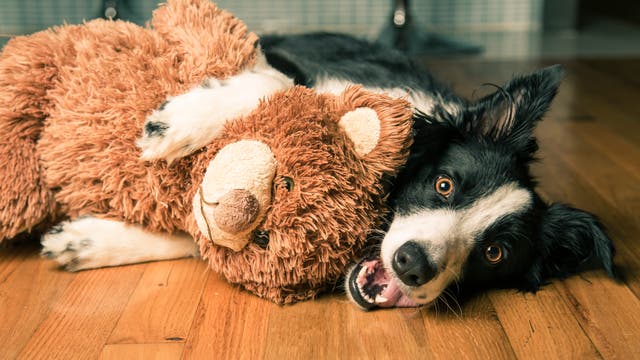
xmin=377 ymin=0 xmax=482 ymax=56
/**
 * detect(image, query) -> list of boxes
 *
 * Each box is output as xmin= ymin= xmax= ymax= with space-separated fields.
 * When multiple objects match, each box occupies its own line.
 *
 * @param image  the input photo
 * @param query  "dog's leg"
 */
xmin=137 ymin=52 xmax=293 ymax=163
xmin=41 ymin=217 xmax=199 ymax=271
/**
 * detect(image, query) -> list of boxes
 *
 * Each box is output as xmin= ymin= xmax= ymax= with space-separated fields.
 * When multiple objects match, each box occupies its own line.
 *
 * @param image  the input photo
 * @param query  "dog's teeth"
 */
xmin=358 ymin=265 xmax=368 ymax=280
xmin=375 ymin=294 xmax=388 ymax=303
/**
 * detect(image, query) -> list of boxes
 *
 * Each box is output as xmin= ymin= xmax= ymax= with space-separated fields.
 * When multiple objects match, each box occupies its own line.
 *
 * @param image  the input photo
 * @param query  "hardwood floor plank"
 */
xmin=181 ymin=273 xmax=271 ymax=359
xmin=421 ymin=293 xmax=516 ymax=359
xmin=565 ymin=121 xmax=640 ymax=179
xmin=567 ymin=60 xmax=640 ymax=119
xmin=108 ymin=259 xmax=209 ymax=344
xmin=581 ymin=58 xmax=640 ymax=88
xmin=16 ymin=265 xmax=146 ymax=359
xmin=555 ymin=63 xmax=640 ymax=144
xmin=554 ymin=276 xmax=640 ymax=358
xmin=488 ymin=288 xmax=601 ymax=359
xmin=0 ymin=246 xmax=75 ymax=359
xmin=265 ymin=295 xmax=430 ymax=359
xmin=100 ymin=343 xmax=184 ymax=360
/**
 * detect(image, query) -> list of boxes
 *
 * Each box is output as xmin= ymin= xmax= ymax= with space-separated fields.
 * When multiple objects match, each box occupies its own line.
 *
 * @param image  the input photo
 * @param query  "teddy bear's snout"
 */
xmin=212 ymin=189 xmax=261 ymax=234
xmin=192 ymin=140 xmax=276 ymax=251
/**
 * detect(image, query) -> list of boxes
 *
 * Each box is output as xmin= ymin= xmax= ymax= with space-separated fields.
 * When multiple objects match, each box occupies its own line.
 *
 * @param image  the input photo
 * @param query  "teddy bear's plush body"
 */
xmin=0 ymin=0 xmax=259 ymax=239
xmin=0 ymin=0 xmax=413 ymax=303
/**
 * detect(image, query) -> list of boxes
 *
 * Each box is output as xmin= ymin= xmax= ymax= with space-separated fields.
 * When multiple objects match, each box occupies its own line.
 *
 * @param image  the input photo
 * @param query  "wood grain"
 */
xmin=108 ymin=258 xmax=209 ymax=344
xmin=488 ymin=288 xmax=601 ymax=359
xmin=0 ymin=58 xmax=639 ymax=359
xmin=422 ymin=293 xmax=516 ymax=359
xmin=100 ymin=343 xmax=184 ymax=360
xmin=16 ymin=265 xmax=146 ymax=359
xmin=181 ymin=273 xmax=271 ymax=360
xmin=266 ymin=295 xmax=429 ymax=359
xmin=0 ymin=245 xmax=75 ymax=359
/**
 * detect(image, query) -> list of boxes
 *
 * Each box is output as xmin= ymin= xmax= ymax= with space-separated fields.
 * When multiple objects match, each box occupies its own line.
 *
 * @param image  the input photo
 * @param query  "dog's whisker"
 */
xmin=443 ymin=289 xmax=463 ymax=317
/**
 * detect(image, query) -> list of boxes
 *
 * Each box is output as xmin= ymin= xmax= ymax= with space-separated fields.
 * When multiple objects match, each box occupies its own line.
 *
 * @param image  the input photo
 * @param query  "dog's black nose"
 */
xmin=392 ymin=242 xmax=437 ymax=287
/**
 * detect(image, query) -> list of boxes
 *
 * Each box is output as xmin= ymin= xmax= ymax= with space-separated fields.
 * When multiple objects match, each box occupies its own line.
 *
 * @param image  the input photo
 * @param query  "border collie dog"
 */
xmin=43 ymin=33 xmax=616 ymax=310
xmin=261 ymin=34 xmax=616 ymax=309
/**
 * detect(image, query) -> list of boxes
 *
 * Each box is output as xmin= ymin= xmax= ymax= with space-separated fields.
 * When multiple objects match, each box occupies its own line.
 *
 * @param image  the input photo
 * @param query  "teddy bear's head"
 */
xmin=186 ymin=86 xmax=413 ymax=304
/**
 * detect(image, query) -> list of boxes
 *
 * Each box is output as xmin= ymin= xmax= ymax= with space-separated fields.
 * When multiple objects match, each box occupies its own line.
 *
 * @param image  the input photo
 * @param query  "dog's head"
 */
xmin=347 ymin=65 xmax=616 ymax=309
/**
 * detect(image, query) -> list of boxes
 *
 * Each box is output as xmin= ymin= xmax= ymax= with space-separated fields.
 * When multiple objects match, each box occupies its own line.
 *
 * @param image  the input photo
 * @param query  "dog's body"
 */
xmin=42 ymin=33 xmax=615 ymax=309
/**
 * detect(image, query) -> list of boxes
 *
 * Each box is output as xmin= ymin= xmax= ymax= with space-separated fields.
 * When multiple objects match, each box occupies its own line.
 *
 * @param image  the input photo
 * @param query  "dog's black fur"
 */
xmin=261 ymin=33 xmax=616 ymax=309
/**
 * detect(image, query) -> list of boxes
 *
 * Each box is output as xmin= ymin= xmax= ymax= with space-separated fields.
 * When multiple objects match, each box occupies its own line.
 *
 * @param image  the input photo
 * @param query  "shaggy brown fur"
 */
xmin=0 ymin=0 xmax=413 ymax=303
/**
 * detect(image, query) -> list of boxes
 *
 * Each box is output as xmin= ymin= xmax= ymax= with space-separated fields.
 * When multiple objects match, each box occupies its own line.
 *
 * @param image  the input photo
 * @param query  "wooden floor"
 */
xmin=1 ymin=58 xmax=639 ymax=359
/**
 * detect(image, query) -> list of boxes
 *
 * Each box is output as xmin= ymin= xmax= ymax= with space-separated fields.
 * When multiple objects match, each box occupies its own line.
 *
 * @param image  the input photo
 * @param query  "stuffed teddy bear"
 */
xmin=0 ymin=0 xmax=414 ymax=303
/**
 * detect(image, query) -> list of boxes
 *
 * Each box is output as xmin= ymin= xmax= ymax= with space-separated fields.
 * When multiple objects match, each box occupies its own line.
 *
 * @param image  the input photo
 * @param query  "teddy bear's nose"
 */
xmin=212 ymin=189 xmax=261 ymax=234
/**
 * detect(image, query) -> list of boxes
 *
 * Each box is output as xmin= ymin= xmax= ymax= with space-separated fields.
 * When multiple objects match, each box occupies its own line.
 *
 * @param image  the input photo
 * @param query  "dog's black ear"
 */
xmin=470 ymin=65 xmax=563 ymax=153
xmin=523 ymin=203 xmax=616 ymax=291
xmin=397 ymin=113 xmax=459 ymax=177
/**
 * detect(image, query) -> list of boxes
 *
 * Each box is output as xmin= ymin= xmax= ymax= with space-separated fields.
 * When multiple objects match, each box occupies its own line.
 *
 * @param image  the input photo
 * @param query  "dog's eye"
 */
xmin=484 ymin=243 xmax=504 ymax=264
xmin=434 ymin=175 xmax=454 ymax=197
xmin=279 ymin=176 xmax=294 ymax=191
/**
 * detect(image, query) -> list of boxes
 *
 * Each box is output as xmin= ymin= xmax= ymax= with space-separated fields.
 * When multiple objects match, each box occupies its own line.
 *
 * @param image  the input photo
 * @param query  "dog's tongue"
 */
xmin=348 ymin=257 xmax=418 ymax=310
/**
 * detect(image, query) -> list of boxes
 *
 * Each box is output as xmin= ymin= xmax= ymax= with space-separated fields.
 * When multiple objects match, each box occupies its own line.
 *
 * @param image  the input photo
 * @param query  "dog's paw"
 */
xmin=137 ymin=98 xmax=200 ymax=163
xmin=41 ymin=217 xmax=200 ymax=271
xmin=137 ymin=67 xmax=293 ymax=164
xmin=137 ymin=79 xmax=237 ymax=163
xmin=41 ymin=221 xmax=100 ymax=271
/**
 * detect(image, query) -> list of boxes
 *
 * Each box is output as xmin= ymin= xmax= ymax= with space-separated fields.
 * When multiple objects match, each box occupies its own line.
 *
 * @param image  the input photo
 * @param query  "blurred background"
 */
xmin=1 ymin=0 xmax=640 ymax=59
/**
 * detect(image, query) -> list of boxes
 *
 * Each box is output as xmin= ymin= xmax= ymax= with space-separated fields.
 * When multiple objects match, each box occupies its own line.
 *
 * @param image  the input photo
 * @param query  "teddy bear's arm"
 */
xmin=137 ymin=52 xmax=293 ymax=163
xmin=41 ymin=217 xmax=198 ymax=271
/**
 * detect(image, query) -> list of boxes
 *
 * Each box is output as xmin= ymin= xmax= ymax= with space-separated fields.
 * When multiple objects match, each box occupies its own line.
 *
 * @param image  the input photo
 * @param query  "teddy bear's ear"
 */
xmin=151 ymin=0 xmax=259 ymax=83
xmin=333 ymin=86 xmax=414 ymax=175
xmin=338 ymin=107 xmax=381 ymax=157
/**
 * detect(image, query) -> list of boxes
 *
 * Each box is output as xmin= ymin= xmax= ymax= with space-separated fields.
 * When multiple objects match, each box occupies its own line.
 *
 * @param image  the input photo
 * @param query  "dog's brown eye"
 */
xmin=435 ymin=175 xmax=454 ymax=197
xmin=281 ymin=176 xmax=294 ymax=191
xmin=484 ymin=244 xmax=503 ymax=264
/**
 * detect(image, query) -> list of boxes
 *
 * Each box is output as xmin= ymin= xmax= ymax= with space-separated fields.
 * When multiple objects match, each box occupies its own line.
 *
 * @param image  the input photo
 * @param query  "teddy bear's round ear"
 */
xmin=338 ymin=107 xmax=381 ymax=157
xmin=333 ymin=86 xmax=414 ymax=175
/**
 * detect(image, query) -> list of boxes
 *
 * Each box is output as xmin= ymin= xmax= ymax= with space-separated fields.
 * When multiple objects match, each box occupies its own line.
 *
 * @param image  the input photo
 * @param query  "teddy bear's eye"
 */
xmin=252 ymin=230 xmax=270 ymax=249
xmin=281 ymin=176 xmax=294 ymax=191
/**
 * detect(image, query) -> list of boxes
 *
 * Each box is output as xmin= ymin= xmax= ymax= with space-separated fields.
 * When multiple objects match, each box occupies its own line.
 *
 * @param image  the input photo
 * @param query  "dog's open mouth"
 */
xmin=348 ymin=257 xmax=418 ymax=309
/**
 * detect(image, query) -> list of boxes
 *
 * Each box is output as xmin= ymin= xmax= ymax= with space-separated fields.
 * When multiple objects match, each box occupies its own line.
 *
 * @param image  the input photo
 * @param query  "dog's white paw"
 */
xmin=136 ymin=76 xmax=253 ymax=164
xmin=137 ymin=88 xmax=223 ymax=163
xmin=41 ymin=217 xmax=199 ymax=271
xmin=137 ymin=61 xmax=294 ymax=164
xmin=41 ymin=220 xmax=106 ymax=271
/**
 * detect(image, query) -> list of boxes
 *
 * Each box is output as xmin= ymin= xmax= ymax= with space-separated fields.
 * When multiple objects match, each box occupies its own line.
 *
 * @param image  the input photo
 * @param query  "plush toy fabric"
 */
xmin=0 ymin=0 xmax=413 ymax=303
